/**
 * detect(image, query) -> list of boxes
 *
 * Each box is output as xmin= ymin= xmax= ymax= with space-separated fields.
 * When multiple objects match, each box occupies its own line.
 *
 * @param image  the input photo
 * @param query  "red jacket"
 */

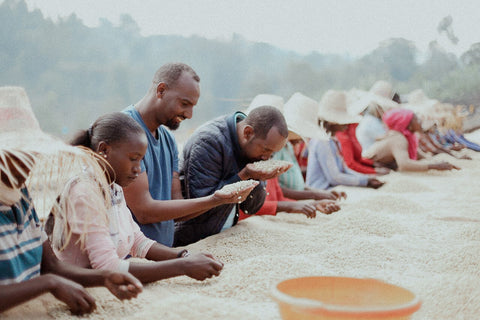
xmin=293 ymin=141 xmax=308 ymax=180
xmin=335 ymin=123 xmax=376 ymax=174
xmin=239 ymin=177 xmax=294 ymax=221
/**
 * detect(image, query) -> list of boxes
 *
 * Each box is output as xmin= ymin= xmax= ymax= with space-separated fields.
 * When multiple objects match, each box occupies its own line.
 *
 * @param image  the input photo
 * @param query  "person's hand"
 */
xmin=316 ymin=190 xmax=336 ymax=200
xmin=47 ymin=274 xmax=97 ymax=315
xmin=103 ymin=271 xmax=143 ymax=301
xmin=285 ymin=201 xmax=317 ymax=218
xmin=330 ymin=190 xmax=347 ymax=200
xmin=458 ymin=155 xmax=472 ymax=160
xmin=429 ymin=162 xmax=461 ymax=171
xmin=451 ymin=143 xmax=465 ymax=151
xmin=375 ymin=167 xmax=390 ymax=175
xmin=183 ymin=253 xmax=224 ymax=281
xmin=367 ymin=178 xmax=385 ymax=189
xmin=238 ymin=162 xmax=292 ymax=181
xmin=314 ymin=200 xmax=341 ymax=214
xmin=373 ymin=161 xmax=395 ymax=170
xmin=306 ymin=188 xmax=346 ymax=201
xmin=213 ymin=181 xmax=259 ymax=204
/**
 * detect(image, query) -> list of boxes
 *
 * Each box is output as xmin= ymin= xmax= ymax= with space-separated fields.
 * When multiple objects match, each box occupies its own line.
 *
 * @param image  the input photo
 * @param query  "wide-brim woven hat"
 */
xmin=401 ymin=89 xmax=440 ymax=113
xmin=246 ymin=94 xmax=284 ymax=115
xmin=0 ymin=88 xmax=86 ymax=158
xmin=318 ymin=90 xmax=362 ymax=125
xmin=370 ymin=80 xmax=395 ymax=99
xmin=347 ymin=88 xmax=399 ymax=116
xmin=284 ymin=92 xmax=329 ymax=141
xmin=0 ymin=86 xmax=110 ymax=248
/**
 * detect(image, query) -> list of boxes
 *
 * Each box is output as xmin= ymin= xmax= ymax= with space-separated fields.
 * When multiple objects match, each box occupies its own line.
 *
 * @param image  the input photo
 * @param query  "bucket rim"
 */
xmin=270 ymin=276 xmax=422 ymax=318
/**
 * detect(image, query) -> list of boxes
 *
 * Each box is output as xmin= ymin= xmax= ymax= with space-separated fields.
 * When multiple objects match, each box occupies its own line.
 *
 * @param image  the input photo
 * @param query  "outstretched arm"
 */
xmin=128 ymin=252 xmax=223 ymax=283
xmin=42 ymin=242 xmax=142 ymax=299
xmin=281 ymin=186 xmax=339 ymax=200
xmin=0 ymin=241 xmax=143 ymax=315
xmin=391 ymin=135 xmax=459 ymax=171
xmin=316 ymin=141 xmax=369 ymax=187
xmin=0 ymin=271 xmax=97 ymax=315
xmin=123 ymin=173 xmax=238 ymax=224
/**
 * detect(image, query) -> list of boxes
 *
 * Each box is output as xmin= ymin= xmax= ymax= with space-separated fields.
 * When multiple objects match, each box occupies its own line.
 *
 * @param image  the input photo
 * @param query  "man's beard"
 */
xmin=165 ymin=118 xmax=180 ymax=130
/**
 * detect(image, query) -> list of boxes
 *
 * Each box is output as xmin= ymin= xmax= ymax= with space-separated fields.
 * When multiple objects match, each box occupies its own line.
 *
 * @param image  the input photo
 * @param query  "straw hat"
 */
xmin=417 ymin=114 xmax=436 ymax=131
xmin=400 ymin=90 xmax=447 ymax=129
xmin=317 ymin=90 xmax=362 ymax=124
xmin=370 ymin=80 xmax=395 ymax=99
xmin=0 ymin=88 xmax=91 ymax=157
xmin=0 ymin=86 xmax=110 ymax=249
xmin=346 ymin=88 xmax=398 ymax=116
xmin=246 ymin=94 xmax=284 ymax=114
xmin=283 ymin=92 xmax=329 ymax=140
xmin=403 ymin=89 xmax=439 ymax=111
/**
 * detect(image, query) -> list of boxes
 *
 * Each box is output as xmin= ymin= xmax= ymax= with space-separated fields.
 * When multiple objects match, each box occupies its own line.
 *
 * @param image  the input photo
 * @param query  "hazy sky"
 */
xmin=22 ymin=0 xmax=479 ymax=57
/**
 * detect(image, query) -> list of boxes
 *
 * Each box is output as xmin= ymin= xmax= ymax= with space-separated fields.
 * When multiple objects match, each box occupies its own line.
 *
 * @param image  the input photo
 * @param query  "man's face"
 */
xmin=242 ymin=126 xmax=287 ymax=161
xmin=159 ymin=72 xmax=200 ymax=130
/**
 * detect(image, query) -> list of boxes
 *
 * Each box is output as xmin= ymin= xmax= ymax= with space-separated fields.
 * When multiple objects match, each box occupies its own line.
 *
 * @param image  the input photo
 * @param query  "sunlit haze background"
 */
xmin=23 ymin=0 xmax=478 ymax=57
xmin=2 ymin=0 xmax=480 ymax=139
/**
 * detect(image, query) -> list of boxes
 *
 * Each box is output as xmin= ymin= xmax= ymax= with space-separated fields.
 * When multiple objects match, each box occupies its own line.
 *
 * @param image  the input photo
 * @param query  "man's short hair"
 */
xmin=244 ymin=106 xmax=289 ymax=139
xmin=152 ymin=62 xmax=200 ymax=86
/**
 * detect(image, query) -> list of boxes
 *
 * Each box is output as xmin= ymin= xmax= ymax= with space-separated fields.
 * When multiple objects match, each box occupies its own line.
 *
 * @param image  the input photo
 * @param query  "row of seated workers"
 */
xmin=1 ymin=63 xmax=477 ymax=314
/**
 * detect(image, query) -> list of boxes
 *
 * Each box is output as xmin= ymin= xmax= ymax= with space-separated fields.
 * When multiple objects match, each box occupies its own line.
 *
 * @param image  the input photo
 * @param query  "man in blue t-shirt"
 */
xmin=123 ymin=63 xmax=253 ymax=247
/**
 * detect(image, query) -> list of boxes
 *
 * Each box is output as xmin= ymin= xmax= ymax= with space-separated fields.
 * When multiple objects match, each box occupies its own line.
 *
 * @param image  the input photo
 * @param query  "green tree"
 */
xmin=417 ymin=41 xmax=458 ymax=80
xmin=461 ymin=43 xmax=480 ymax=66
xmin=364 ymin=38 xmax=418 ymax=82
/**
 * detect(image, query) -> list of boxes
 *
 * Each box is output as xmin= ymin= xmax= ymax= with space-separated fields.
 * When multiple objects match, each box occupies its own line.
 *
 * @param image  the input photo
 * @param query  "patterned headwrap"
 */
xmin=382 ymin=108 xmax=418 ymax=160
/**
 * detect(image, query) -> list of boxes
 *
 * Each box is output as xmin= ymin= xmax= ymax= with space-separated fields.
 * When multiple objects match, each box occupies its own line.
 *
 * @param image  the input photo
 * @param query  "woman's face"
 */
xmin=408 ymin=114 xmax=423 ymax=133
xmin=325 ymin=122 xmax=348 ymax=134
xmin=103 ymin=133 xmax=148 ymax=187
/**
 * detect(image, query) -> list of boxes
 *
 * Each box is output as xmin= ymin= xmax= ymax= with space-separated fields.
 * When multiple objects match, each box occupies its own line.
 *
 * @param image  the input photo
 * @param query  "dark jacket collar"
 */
xmin=227 ymin=111 xmax=248 ymax=165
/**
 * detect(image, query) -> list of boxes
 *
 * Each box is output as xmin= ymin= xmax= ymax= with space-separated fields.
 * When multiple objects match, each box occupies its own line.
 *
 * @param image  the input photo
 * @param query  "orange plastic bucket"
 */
xmin=271 ymin=276 xmax=421 ymax=320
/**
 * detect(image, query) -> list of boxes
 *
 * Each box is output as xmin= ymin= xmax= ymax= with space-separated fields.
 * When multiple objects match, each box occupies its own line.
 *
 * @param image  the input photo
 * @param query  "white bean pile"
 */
xmin=220 ymin=179 xmax=258 ymax=194
xmin=252 ymin=159 xmax=291 ymax=172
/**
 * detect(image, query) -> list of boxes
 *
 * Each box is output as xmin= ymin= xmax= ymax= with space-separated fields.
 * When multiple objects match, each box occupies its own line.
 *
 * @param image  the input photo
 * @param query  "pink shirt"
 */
xmin=55 ymin=181 xmax=155 ymax=273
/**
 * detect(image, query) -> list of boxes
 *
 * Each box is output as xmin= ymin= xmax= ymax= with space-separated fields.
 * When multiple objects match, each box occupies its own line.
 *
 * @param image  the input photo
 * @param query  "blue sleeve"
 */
xmin=316 ymin=140 xmax=368 ymax=187
xmin=172 ymin=137 xmax=179 ymax=173
xmin=456 ymin=134 xmax=480 ymax=151
xmin=163 ymin=129 xmax=179 ymax=173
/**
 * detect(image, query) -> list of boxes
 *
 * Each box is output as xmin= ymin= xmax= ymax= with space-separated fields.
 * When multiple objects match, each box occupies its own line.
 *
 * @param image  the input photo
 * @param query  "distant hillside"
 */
xmin=1 ymin=0 xmax=479 ymax=136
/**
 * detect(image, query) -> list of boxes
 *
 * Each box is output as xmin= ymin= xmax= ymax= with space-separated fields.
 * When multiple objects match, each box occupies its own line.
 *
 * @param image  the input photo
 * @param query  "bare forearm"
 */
xmin=397 ymin=160 xmax=429 ymax=172
xmin=145 ymin=243 xmax=183 ymax=261
xmin=0 ymin=274 xmax=58 ymax=312
xmin=175 ymin=207 xmax=210 ymax=222
xmin=41 ymin=242 xmax=107 ymax=288
xmin=436 ymin=145 xmax=456 ymax=157
xmin=128 ymin=260 xmax=186 ymax=284
xmin=50 ymin=262 xmax=109 ymax=288
xmin=276 ymin=202 xmax=295 ymax=213
xmin=281 ymin=187 xmax=310 ymax=200
xmin=132 ymin=195 xmax=224 ymax=224
xmin=277 ymin=201 xmax=291 ymax=212
xmin=283 ymin=187 xmax=333 ymax=201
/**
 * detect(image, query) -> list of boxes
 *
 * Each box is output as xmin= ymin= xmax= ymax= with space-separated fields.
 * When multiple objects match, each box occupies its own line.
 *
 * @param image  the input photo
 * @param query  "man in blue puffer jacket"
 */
xmin=175 ymin=106 xmax=290 ymax=246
